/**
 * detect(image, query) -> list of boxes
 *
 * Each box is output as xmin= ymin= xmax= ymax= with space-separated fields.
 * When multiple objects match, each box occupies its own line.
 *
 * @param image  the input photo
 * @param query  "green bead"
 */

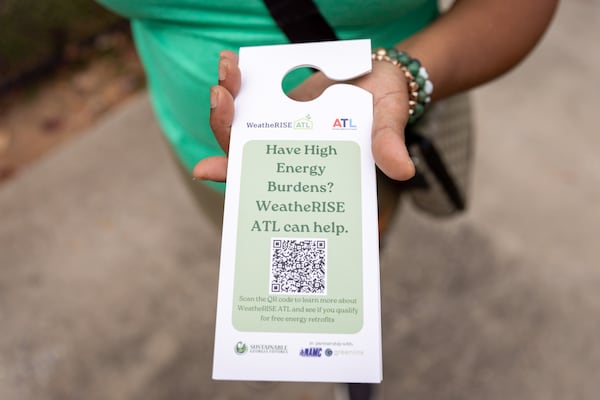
xmin=415 ymin=75 xmax=426 ymax=88
xmin=414 ymin=103 xmax=424 ymax=116
xmin=398 ymin=52 xmax=411 ymax=65
xmin=386 ymin=48 xmax=398 ymax=60
xmin=408 ymin=59 xmax=421 ymax=76
xmin=418 ymin=90 xmax=427 ymax=102
xmin=409 ymin=103 xmax=425 ymax=124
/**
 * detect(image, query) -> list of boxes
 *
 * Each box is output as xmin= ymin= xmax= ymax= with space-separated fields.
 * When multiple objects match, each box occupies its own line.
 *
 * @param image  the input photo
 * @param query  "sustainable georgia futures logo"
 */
xmin=234 ymin=341 xmax=288 ymax=355
xmin=234 ymin=341 xmax=248 ymax=355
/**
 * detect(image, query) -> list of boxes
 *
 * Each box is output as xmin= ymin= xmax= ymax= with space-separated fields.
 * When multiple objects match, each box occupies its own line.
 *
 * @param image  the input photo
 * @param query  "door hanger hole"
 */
xmin=281 ymin=66 xmax=327 ymax=102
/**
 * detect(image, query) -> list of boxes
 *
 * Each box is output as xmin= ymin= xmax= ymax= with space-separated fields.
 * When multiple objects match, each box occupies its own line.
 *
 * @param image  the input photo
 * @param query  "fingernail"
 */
xmin=218 ymin=58 xmax=227 ymax=81
xmin=210 ymin=87 xmax=218 ymax=109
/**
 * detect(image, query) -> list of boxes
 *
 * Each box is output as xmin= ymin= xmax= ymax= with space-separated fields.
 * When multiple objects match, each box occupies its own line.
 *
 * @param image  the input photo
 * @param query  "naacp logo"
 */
xmin=234 ymin=341 xmax=248 ymax=355
xmin=293 ymin=114 xmax=313 ymax=130
xmin=299 ymin=347 xmax=323 ymax=357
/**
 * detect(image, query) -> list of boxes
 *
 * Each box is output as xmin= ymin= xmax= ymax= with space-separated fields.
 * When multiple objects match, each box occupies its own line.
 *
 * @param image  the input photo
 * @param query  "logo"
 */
xmin=234 ymin=341 xmax=248 ymax=355
xmin=332 ymin=117 xmax=357 ymax=130
xmin=245 ymin=121 xmax=292 ymax=129
xmin=234 ymin=342 xmax=288 ymax=355
xmin=249 ymin=344 xmax=288 ymax=354
xmin=293 ymin=114 xmax=314 ymax=130
xmin=299 ymin=347 xmax=323 ymax=357
xmin=324 ymin=348 xmax=333 ymax=357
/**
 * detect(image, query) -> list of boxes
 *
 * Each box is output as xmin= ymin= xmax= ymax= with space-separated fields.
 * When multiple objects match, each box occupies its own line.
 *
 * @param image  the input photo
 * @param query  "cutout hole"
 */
xmin=281 ymin=66 xmax=326 ymax=102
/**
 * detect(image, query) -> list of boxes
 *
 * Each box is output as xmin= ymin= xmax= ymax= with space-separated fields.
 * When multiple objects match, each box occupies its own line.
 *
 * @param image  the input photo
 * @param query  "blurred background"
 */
xmin=0 ymin=0 xmax=143 ymax=182
xmin=1 ymin=1 xmax=599 ymax=399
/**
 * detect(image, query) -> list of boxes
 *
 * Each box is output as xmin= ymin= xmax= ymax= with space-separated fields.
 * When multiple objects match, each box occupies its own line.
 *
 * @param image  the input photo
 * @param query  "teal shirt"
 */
xmin=98 ymin=0 xmax=438 ymax=191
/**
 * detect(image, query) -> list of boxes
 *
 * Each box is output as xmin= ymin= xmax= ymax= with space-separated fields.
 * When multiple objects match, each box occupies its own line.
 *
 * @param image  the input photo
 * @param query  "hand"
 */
xmin=193 ymin=50 xmax=416 ymax=182
xmin=193 ymin=50 xmax=240 ymax=182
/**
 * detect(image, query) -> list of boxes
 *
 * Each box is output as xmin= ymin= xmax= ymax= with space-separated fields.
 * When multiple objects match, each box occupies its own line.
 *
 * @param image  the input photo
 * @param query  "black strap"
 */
xmin=263 ymin=0 xmax=338 ymax=43
xmin=405 ymin=130 xmax=466 ymax=211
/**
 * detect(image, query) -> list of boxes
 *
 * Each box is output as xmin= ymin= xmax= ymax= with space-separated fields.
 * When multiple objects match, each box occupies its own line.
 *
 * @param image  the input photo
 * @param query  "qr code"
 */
xmin=270 ymin=238 xmax=327 ymax=295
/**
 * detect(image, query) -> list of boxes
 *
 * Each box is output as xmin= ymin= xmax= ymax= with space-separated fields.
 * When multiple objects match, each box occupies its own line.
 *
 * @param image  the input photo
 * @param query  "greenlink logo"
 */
xmin=293 ymin=114 xmax=313 ymax=130
xmin=234 ymin=341 xmax=248 ymax=355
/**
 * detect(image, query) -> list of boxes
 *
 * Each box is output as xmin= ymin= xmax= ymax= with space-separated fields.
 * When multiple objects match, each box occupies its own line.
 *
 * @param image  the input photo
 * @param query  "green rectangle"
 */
xmin=232 ymin=140 xmax=364 ymax=333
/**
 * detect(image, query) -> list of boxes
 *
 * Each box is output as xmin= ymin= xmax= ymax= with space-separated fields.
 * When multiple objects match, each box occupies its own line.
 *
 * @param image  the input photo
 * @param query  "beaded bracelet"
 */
xmin=372 ymin=48 xmax=433 ymax=124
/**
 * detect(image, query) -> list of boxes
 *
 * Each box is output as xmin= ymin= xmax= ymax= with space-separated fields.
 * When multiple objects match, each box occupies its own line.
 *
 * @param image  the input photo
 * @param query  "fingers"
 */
xmin=210 ymin=85 xmax=235 ymax=153
xmin=371 ymin=90 xmax=415 ymax=181
xmin=209 ymin=51 xmax=241 ymax=154
xmin=193 ymin=156 xmax=228 ymax=182
xmin=197 ymin=51 xmax=240 ymax=182
xmin=218 ymin=50 xmax=241 ymax=97
xmin=209 ymin=51 xmax=242 ymax=154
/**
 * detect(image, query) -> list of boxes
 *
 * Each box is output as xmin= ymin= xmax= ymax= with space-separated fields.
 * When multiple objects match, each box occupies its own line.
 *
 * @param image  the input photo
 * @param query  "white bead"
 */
xmin=419 ymin=66 xmax=429 ymax=80
xmin=425 ymin=96 xmax=431 ymax=104
xmin=424 ymin=80 xmax=434 ymax=95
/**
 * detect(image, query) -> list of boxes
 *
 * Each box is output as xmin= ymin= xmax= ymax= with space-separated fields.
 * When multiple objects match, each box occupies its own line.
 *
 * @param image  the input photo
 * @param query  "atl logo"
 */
xmin=332 ymin=118 xmax=357 ymax=130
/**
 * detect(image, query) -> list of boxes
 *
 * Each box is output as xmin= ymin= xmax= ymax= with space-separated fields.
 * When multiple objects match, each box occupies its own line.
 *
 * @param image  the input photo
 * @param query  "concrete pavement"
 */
xmin=1 ymin=1 xmax=599 ymax=399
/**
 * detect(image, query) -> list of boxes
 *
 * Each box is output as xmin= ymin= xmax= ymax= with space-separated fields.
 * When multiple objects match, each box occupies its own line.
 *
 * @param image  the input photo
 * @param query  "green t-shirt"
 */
xmin=98 ymin=0 xmax=438 ymax=191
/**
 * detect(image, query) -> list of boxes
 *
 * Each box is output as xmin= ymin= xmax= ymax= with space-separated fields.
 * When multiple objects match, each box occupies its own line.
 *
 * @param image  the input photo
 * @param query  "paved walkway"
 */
xmin=1 ymin=1 xmax=599 ymax=399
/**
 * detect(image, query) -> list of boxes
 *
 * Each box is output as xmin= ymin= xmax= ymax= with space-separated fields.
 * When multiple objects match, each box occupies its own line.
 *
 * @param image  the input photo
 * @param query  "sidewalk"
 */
xmin=1 ymin=1 xmax=599 ymax=399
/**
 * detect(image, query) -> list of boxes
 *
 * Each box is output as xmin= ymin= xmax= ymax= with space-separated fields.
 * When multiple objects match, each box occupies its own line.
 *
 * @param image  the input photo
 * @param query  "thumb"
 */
xmin=371 ymin=89 xmax=415 ymax=181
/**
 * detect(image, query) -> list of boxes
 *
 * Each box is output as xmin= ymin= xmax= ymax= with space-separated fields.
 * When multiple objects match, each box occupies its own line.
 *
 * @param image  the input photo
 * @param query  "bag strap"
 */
xmin=405 ymin=129 xmax=466 ymax=211
xmin=263 ymin=0 xmax=338 ymax=43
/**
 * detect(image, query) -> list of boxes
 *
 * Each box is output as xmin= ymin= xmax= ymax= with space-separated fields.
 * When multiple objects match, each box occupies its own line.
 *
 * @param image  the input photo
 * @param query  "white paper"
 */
xmin=212 ymin=39 xmax=382 ymax=383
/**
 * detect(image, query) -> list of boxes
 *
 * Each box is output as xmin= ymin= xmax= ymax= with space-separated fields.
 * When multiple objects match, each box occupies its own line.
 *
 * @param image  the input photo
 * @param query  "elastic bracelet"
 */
xmin=372 ymin=47 xmax=433 ymax=124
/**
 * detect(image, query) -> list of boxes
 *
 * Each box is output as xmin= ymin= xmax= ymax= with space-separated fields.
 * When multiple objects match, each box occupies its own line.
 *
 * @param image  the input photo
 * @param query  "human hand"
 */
xmin=192 ymin=50 xmax=240 ymax=182
xmin=193 ymin=50 xmax=415 ymax=182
